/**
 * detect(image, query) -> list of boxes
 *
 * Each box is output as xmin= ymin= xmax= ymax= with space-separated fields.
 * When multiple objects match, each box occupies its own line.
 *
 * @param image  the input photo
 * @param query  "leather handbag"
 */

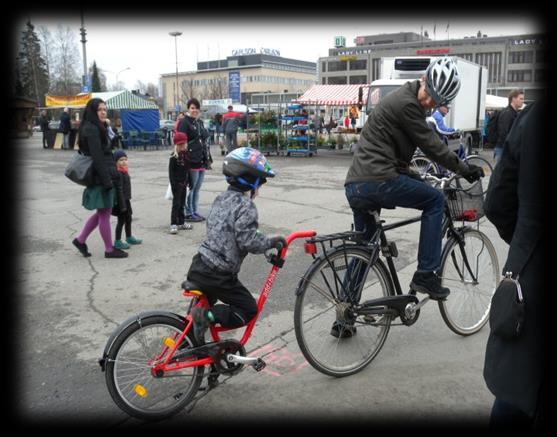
xmin=489 ymin=272 xmax=525 ymax=340
xmin=64 ymin=151 xmax=94 ymax=186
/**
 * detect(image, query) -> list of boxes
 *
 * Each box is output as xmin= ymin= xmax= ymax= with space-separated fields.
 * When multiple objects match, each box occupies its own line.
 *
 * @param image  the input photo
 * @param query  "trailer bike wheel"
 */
xmin=104 ymin=314 xmax=204 ymax=421
xmin=438 ymin=229 xmax=499 ymax=336
xmin=294 ymin=246 xmax=394 ymax=377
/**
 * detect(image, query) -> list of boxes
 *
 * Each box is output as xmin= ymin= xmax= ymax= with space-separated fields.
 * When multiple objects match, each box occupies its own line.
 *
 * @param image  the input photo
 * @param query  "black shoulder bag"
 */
xmin=489 ymin=271 xmax=525 ymax=340
xmin=65 ymin=151 xmax=94 ymax=186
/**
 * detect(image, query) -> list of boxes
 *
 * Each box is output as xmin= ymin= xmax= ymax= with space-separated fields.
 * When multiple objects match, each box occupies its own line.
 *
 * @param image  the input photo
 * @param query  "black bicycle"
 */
xmin=294 ymin=173 xmax=499 ymax=377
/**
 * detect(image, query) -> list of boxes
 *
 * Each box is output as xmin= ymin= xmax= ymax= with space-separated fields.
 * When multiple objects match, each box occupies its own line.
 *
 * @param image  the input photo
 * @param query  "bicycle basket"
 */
xmin=445 ymin=181 xmax=484 ymax=222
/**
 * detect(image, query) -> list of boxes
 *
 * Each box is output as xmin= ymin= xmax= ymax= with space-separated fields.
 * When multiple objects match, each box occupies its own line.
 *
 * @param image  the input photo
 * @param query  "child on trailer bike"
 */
xmin=344 ymin=57 xmax=484 ymax=314
xmin=185 ymin=147 xmax=286 ymax=343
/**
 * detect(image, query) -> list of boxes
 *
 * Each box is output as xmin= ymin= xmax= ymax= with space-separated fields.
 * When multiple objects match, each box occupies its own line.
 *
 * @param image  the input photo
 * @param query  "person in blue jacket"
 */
xmin=429 ymin=104 xmax=456 ymax=145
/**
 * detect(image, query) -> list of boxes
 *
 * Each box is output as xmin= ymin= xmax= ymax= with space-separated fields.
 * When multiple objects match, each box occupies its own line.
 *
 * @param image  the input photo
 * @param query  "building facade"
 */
xmin=160 ymin=53 xmax=316 ymax=116
xmin=319 ymin=32 xmax=546 ymax=102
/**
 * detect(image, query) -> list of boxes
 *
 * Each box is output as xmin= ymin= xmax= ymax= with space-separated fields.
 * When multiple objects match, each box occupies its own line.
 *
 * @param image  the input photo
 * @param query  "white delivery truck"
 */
xmin=359 ymin=56 xmax=488 ymax=151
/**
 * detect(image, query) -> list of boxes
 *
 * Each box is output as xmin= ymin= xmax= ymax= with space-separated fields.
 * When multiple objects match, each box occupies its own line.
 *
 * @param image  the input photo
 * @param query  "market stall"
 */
xmin=293 ymin=84 xmax=371 ymax=149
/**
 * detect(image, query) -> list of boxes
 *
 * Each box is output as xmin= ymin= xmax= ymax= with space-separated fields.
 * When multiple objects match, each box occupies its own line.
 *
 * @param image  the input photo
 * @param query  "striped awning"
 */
xmin=294 ymin=84 xmax=371 ymax=106
xmin=93 ymin=90 xmax=159 ymax=110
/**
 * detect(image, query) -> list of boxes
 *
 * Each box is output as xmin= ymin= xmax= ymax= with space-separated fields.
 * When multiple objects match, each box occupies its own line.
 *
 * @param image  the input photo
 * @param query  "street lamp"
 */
xmin=169 ymin=31 xmax=183 ymax=115
xmin=116 ymin=67 xmax=131 ymax=86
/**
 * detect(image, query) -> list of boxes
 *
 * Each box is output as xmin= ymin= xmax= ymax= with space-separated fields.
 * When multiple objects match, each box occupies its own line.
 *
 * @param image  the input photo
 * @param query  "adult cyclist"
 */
xmin=345 ymin=57 xmax=483 ymax=303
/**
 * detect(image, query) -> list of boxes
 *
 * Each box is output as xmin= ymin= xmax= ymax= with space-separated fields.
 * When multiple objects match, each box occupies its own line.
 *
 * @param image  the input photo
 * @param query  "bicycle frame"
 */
xmin=150 ymin=230 xmax=317 ymax=376
xmin=328 ymin=195 xmax=480 ymax=308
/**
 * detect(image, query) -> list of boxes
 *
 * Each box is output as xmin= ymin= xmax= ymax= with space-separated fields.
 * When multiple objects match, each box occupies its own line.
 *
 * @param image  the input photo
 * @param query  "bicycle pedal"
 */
xmin=251 ymin=358 xmax=266 ymax=372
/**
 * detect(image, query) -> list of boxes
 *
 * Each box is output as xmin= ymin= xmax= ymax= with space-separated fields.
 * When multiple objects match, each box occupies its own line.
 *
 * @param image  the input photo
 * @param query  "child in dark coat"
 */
xmin=112 ymin=150 xmax=142 ymax=249
xmin=169 ymin=132 xmax=192 ymax=234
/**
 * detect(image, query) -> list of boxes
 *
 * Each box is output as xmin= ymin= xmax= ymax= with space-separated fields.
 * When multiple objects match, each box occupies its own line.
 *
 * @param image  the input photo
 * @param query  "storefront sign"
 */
xmin=511 ymin=38 xmax=543 ymax=46
xmin=228 ymin=71 xmax=241 ymax=103
xmin=416 ymin=48 xmax=451 ymax=55
xmin=45 ymin=93 xmax=92 ymax=107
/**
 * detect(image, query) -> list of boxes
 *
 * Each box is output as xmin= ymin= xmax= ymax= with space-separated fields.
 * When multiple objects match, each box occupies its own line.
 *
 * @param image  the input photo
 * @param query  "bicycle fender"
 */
xmin=99 ymin=311 xmax=185 ymax=371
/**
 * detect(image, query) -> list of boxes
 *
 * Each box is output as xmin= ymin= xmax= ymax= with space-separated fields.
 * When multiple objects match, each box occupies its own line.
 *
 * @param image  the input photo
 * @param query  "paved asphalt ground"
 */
xmin=13 ymin=136 xmax=506 ymax=430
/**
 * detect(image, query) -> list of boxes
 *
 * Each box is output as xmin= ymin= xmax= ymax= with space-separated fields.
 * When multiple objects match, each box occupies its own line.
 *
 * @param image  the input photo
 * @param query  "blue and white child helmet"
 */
xmin=223 ymin=147 xmax=275 ymax=192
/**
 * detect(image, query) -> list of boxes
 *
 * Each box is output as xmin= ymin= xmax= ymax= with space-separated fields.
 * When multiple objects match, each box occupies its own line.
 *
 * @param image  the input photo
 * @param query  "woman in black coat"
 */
xmin=71 ymin=98 xmax=128 ymax=259
xmin=177 ymin=98 xmax=212 ymax=222
xmin=483 ymin=100 xmax=545 ymax=429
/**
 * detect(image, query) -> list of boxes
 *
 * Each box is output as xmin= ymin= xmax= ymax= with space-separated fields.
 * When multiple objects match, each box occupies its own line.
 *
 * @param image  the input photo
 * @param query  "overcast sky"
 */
xmin=17 ymin=13 xmax=543 ymax=91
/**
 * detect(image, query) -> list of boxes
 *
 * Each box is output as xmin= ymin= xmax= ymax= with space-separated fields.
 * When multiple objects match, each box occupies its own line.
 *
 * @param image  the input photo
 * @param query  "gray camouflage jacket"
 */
xmin=198 ymin=187 xmax=272 ymax=274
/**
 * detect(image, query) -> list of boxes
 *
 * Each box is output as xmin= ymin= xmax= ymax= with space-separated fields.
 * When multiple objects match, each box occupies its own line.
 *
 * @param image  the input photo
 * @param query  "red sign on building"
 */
xmin=416 ymin=48 xmax=451 ymax=55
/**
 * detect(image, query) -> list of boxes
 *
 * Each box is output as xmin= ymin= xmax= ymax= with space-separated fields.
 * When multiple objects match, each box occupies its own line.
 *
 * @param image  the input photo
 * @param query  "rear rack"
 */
xmin=308 ymin=230 xmax=366 ymax=245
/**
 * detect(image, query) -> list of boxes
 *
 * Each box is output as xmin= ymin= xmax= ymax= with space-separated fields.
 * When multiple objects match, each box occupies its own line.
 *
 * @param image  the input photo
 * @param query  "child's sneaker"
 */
xmin=169 ymin=225 xmax=178 ymax=234
xmin=114 ymin=239 xmax=130 ymax=250
xmin=191 ymin=306 xmax=214 ymax=344
xmin=126 ymin=236 xmax=142 ymax=245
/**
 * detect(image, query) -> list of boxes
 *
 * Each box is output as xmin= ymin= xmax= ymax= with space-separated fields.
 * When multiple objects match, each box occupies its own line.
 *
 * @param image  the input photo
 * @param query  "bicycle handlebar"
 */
xmin=422 ymin=172 xmax=458 ymax=189
xmin=265 ymin=230 xmax=317 ymax=266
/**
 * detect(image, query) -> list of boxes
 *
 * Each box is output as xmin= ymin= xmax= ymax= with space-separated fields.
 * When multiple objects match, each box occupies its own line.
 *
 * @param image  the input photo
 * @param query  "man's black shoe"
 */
xmin=105 ymin=248 xmax=129 ymax=258
xmin=330 ymin=321 xmax=357 ymax=339
xmin=409 ymin=271 xmax=450 ymax=300
xmin=73 ymin=238 xmax=91 ymax=257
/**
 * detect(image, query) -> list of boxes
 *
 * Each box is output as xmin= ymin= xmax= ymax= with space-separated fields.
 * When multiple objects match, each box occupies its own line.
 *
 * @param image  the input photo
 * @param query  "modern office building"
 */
xmin=160 ymin=52 xmax=316 ymax=116
xmin=319 ymin=32 xmax=546 ymax=102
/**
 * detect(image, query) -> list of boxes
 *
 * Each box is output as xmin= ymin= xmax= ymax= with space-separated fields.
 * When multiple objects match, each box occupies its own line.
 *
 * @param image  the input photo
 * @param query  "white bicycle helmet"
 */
xmin=425 ymin=57 xmax=461 ymax=106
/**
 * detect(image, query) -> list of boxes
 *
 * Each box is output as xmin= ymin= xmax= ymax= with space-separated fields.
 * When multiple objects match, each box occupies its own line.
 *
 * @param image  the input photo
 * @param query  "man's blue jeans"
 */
xmin=345 ymin=174 xmax=445 ymax=272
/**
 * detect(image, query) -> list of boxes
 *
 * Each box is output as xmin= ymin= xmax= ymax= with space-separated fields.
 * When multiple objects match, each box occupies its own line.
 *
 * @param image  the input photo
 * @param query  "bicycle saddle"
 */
xmin=181 ymin=280 xmax=205 ymax=293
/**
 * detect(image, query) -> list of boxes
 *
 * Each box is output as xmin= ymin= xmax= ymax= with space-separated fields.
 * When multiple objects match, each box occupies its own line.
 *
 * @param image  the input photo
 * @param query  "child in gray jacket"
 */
xmin=186 ymin=147 xmax=285 ymax=342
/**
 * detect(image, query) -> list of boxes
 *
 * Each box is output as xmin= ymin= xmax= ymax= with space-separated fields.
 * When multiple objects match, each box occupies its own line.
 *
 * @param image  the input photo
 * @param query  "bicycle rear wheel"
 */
xmin=104 ymin=314 xmax=204 ymax=421
xmin=459 ymin=155 xmax=493 ymax=196
xmin=294 ymin=246 xmax=394 ymax=377
xmin=438 ymin=229 xmax=499 ymax=335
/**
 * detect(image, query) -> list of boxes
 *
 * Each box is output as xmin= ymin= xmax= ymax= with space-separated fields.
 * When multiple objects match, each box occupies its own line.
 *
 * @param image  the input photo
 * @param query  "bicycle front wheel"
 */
xmin=460 ymin=155 xmax=493 ymax=196
xmin=294 ymin=246 xmax=394 ymax=377
xmin=438 ymin=229 xmax=499 ymax=335
xmin=410 ymin=155 xmax=439 ymax=181
xmin=104 ymin=314 xmax=204 ymax=421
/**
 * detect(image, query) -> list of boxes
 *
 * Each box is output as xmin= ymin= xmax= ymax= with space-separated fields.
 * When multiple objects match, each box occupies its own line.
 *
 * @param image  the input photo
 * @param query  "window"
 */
xmin=349 ymin=75 xmax=368 ymax=84
xmin=327 ymin=60 xmax=347 ymax=72
xmin=507 ymin=69 xmax=532 ymax=82
xmin=509 ymin=51 xmax=534 ymax=64
xmin=475 ymin=52 xmax=502 ymax=83
xmin=452 ymin=53 xmax=473 ymax=62
xmin=371 ymin=58 xmax=381 ymax=82
xmin=322 ymin=62 xmax=327 ymax=73
xmin=328 ymin=76 xmax=347 ymax=85
xmin=535 ymin=69 xmax=546 ymax=83
xmin=349 ymin=59 xmax=367 ymax=70
xmin=535 ymin=50 xmax=546 ymax=63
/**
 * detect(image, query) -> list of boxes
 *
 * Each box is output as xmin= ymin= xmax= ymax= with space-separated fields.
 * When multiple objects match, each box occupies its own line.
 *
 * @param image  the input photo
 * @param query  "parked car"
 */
xmin=160 ymin=119 xmax=175 ymax=130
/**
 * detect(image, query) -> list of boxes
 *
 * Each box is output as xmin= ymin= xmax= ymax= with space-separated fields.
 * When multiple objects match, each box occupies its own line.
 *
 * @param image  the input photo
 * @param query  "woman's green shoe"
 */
xmin=114 ymin=239 xmax=130 ymax=250
xmin=126 ymin=236 xmax=142 ymax=245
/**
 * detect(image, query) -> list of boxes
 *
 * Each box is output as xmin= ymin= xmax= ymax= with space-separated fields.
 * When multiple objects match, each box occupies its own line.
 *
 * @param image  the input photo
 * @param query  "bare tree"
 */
xmin=179 ymin=78 xmax=198 ymax=105
xmin=50 ymin=24 xmax=81 ymax=95
xmin=37 ymin=25 xmax=53 ymax=80
xmin=206 ymin=75 xmax=227 ymax=100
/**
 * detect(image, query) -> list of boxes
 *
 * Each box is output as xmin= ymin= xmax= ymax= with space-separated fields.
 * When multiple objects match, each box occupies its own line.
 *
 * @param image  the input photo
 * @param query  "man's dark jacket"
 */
xmin=346 ymin=80 xmax=468 ymax=184
xmin=483 ymin=101 xmax=545 ymax=419
xmin=495 ymin=104 xmax=519 ymax=148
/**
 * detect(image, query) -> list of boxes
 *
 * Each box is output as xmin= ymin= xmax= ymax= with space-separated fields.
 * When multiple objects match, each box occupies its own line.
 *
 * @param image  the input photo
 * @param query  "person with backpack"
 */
xmin=492 ymin=89 xmax=524 ymax=165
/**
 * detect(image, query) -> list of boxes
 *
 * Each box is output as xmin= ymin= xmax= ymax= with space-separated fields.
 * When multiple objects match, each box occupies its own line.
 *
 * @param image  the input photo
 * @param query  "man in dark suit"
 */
xmin=493 ymin=89 xmax=524 ymax=165
xmin=483 ymin=99 xmax=545 ymax=429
